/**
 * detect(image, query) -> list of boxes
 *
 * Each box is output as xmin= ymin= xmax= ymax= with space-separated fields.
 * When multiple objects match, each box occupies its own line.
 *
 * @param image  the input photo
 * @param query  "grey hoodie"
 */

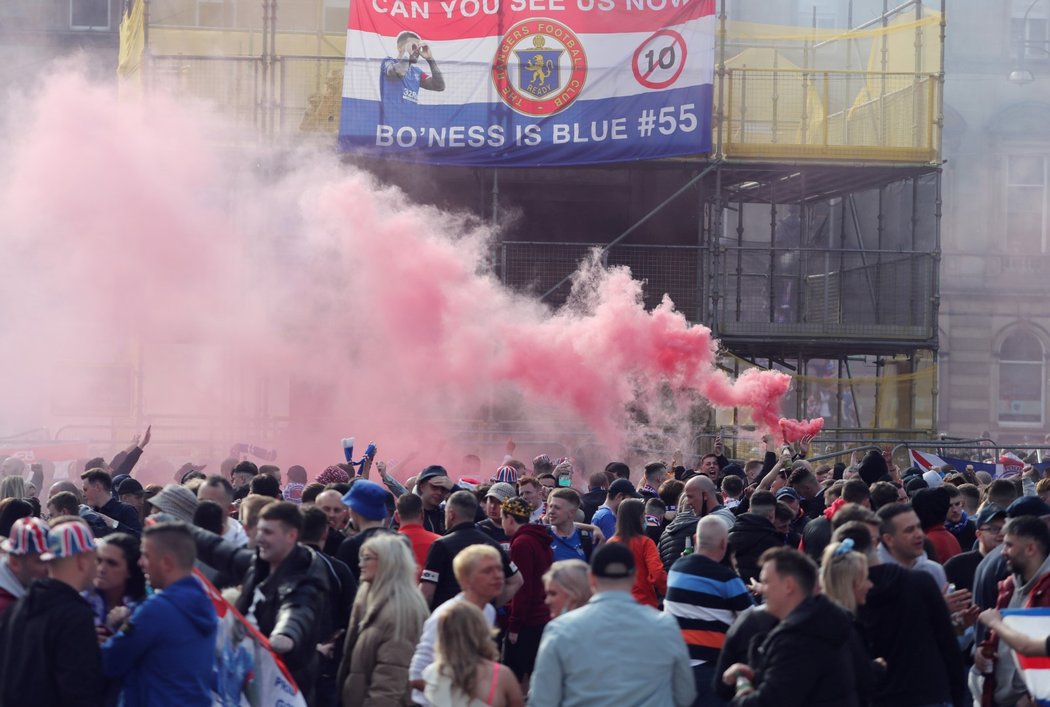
xmin=994 ymin=552 xmax=1050 ymax=705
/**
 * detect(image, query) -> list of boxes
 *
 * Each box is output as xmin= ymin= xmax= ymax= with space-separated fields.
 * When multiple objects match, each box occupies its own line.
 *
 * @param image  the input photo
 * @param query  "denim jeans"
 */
xmin=692 ymin=662 xmax=728 ymax=707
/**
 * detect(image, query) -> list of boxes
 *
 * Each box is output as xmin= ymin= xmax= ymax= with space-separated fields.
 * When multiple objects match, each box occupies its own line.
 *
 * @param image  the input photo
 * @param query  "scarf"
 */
xmin=945 ymin=511 xmax=969 ymax=535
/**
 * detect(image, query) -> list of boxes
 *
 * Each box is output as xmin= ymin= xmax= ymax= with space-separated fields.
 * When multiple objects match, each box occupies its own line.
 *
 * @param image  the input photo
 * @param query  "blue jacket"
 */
xmin=102 ymin=575 xmax=218 ymax=707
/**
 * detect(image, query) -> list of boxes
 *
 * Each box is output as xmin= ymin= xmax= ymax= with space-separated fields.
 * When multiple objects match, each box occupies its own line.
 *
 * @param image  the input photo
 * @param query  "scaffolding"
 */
xmin=131 ymin=0 xmax=944 ymax=163
xmin=120 ymin=0 xmax=946 ymax=442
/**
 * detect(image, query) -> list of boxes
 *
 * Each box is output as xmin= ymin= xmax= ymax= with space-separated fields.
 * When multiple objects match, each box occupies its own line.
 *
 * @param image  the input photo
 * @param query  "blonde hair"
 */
xmin=0 ymin=476 xmax=25 ymax=501
xmin=355 ymin=533 xmax=429 ymax=642
xmin=819 ymin=541 xmax=869 ymax=613
xmin=453 ymin=544 xmax=501 ymax=586
xmin=434 ymin=602 xmax=498 ymax=699
xmin=238 ymin=495 xmax=272 ymax=528
xmin=542 ymin=560 xmax=592 ymax=612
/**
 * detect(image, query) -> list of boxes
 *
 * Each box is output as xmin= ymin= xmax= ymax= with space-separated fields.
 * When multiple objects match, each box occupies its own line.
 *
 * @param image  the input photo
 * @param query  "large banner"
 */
xmin=1001 ymin=609 xmax=1050 ymax=704
xmin=196 ymin=570 xmax=307 ymax=707
xmin=338 ymin=0 xmax=715 ymax=165
xmin=909 ymin=449 xmax=1050 ymax=480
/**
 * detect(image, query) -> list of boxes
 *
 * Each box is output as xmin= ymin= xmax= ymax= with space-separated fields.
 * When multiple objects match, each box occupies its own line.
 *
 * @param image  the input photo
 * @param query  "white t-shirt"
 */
xmin=409 ymin=594 xmax=496 ymax=706
xmin=223 ymin=516 xmax=249 ymax=547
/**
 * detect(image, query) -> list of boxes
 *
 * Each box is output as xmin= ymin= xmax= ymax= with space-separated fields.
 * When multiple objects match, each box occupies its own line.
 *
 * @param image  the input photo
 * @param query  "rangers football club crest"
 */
xmin=492 ymin=19 xmax=587 ymax=116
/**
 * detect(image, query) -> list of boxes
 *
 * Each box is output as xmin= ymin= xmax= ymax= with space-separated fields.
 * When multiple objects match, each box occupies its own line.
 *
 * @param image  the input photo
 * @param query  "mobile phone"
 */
xmin=557 ymin=476 xmax=572 ymax=487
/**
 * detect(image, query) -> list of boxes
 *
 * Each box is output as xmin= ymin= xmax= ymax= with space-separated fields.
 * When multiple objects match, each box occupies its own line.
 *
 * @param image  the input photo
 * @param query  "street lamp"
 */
xmin=1010 ymin=0 xmax=1047 ymax=84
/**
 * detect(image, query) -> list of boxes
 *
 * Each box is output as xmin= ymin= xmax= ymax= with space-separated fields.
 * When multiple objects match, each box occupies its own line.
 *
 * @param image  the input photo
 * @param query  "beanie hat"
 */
xmin=317 ymin=465 xmax=350 ymax=485
xmin=857 ymin=450 xmax=889 ymax=486
xmin=342 ymin=480 xmax=389 ymax=521
xmin=117 ymin=478 xmax=144 ymax=496
xmin=904 ymin=477 xmax=929 ymax=496
xmin=149 ymin=484 xmax=200 ymax=523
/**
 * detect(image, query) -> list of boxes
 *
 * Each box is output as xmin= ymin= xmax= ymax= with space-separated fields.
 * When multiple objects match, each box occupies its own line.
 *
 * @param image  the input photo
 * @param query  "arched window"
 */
xmin=999 ymin=330 xmax=1045 ymax=425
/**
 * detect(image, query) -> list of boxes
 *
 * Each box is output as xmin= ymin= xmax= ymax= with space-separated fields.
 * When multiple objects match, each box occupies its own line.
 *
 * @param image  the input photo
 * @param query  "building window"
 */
xmin=999 ymin=329 xmax=1045 ymax=425
xmin=1006 ymin=155 xmax=1048 ymax=253
xmin=1011 ymin=0 xmax=1050 ymax=59
xmin=325 ymin=0 xmax=348 ymax=32
xmin=70 ymin=0 xmax=110 ymax=29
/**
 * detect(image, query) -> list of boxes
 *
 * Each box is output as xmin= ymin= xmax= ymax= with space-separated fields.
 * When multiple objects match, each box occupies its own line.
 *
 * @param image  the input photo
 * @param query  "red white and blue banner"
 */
xmin=196 ymin=570 xmax=307 ymax=707
xmin=338 ymin=0 xmax=715 ymax=165
xmin=1002 ymin=609 xmax=1050 ymax=706
xmin=909 ymin=449 xmax=1050 ymax=479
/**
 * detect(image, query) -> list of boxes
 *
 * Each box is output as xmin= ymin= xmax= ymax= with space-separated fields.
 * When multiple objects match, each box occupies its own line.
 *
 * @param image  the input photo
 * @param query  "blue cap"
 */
xmin=418 ymin=465 xmax=449 ymax=483
xmin=776 ymin=487 xmax=801 ymax=502
xmin=342 ymin=480 xmax=389 ymax=521
xmin=1007 ymin=496 xmax=1050 ymax=519
xmin=975 ymin=504 xmax=1007 ymax=528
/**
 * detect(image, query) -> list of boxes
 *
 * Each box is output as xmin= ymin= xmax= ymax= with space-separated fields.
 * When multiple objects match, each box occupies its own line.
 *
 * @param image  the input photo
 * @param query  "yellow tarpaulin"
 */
xmin=117 ymin=0 xmax=146 ymax=98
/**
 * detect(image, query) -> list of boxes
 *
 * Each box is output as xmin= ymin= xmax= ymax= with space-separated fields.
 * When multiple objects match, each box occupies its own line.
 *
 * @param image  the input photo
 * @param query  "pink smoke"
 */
xmin=778 ymin=417 xmax=826 ymax=444
xmin=0 ymin=68 xmax=793 ymax=480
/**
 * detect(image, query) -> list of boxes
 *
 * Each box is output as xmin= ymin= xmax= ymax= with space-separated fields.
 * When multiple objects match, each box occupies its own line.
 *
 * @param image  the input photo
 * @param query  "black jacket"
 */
xmin=800 ymin=516 xmax=832 ymax=563
xmin=727 ymin=513 xmax=783 ymax=585
xmin=0 ymin=578 xmax=105 ymax=707
xmin=580 ymin=489 xmax=607 ymax=523
xmin=422 ymin=504 xmax=445 ymax=535
xmin=714 ymin=607 xmax=779 ymax=702
xmin=307 ymin=543 xmax=358 ymax=679
xmin=948 ymin=520 xmax=977 ymax=557
xmin=658 ymin=511 xmax=698 ymax=570
xmin=96 ymin=496 xmax=143 ymax=537
xmin=336 ymin=527 xmax=393 ymax=583
xmin=857 ymin=563 xmax=967 ymax=707
xmin=190 ymin=527 xmax=331 ymax=702
xmin=734 ymin=594 xmax=860 ymax=707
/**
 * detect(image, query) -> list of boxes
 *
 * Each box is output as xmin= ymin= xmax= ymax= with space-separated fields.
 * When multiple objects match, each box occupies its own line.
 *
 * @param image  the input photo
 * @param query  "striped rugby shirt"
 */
xmin=663 ymin=554 xmax=753 ymax=665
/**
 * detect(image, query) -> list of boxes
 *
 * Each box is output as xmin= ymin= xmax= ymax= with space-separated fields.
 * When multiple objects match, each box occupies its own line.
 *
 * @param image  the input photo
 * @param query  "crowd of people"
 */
xmin=2 ymin=428 xmax=1050 ymax=706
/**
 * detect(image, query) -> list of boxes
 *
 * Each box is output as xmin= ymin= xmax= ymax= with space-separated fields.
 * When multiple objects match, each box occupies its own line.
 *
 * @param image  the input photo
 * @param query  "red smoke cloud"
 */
xmin=778 ymin=417 xmax=826 ymax=444
xmin=0 ymin=69 xmax=793 ymax=479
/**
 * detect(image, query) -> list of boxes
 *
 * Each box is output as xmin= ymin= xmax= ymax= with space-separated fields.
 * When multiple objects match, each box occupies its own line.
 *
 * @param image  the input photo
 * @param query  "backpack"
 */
xmin=580 ymin=529 xmax=594 ymax=561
